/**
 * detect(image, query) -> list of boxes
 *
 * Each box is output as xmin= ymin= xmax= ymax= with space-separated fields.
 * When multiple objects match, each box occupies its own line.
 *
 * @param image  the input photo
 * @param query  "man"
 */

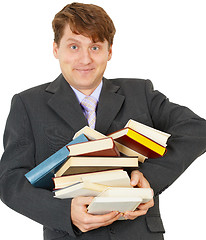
xmin=0 ymin=2 xmax=206 ymax=240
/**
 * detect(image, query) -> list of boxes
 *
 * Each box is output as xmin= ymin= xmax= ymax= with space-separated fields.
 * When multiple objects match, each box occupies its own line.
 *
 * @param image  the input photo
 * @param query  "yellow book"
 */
xmin=108 ymin=127 xmax=166 ymax=158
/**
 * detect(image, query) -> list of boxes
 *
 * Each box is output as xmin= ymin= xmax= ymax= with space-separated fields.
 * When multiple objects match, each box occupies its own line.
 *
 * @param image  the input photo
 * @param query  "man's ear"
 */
xmin=108 ymin=45 xmax=113 ymax=61
xmin=53 ymin=42 xmax=59 ymax=59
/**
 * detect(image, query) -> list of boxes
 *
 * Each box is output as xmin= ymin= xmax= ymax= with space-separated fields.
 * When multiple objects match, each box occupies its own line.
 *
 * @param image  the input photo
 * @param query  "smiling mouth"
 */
xmin=75 ymin=68 xmax=95 ymax=73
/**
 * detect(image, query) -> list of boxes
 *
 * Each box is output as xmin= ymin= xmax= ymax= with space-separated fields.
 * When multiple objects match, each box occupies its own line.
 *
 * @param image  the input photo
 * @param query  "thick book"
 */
xmin=53 ymin=169 xmax=131 ymax=189
xmin=88 ymin=197 xmax=142 ymax=220
xmin=98 ymin=187 xmax=153 ymax=203
xmin=125 ymin=119 xmax=171 ymax=147
xmin=87 ymin=187 xmax=153 ymax=220
xmin=108 ymin=127 xmax=167 ymax=158
xmin=73 ymin=126 xmax=146 ymax=162
xmin=25 ymin=134 xmax=88 ymax=189
xmin=55 ymin=156 xmax=139 ymax=177
xmin=54 ymin=181 xmax=108 ymax=199
xmin=67 ymin=137 xmax=120 ymax=157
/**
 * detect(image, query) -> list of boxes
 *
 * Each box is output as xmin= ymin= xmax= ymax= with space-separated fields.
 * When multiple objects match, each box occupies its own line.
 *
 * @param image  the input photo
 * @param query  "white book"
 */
xmin=53 ymin=169 xmax=131 ymax=189
xmin=98 ymin=187 xmax=153 ymax=203
xmin=55 ymin=156 xmax=138 ymax=177
xmin=87 ymin=187 xmax=153 ymax=220
xmin=54 ymin=181 xmax=108 ymax=199
xmin=87 ymin=197 xmax=143 ymax=220
xmin=81 ymin=169 xmax=131 ymax=188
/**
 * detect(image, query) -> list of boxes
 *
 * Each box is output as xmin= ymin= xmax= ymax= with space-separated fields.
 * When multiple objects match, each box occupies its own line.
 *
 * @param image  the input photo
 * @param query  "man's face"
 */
xmin=53 ymin=24 xmax=112 ymax=95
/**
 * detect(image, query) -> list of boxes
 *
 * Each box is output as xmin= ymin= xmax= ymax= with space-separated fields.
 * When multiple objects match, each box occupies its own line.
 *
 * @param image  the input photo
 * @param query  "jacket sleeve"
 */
xmin=139 ymin=80 xmax=206 ymax=196
xmin=0 ymin=94 xmax=76 ymax=237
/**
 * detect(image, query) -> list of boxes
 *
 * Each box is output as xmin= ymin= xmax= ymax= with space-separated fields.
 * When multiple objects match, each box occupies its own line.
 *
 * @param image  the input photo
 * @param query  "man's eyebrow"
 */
xmin=66 ymin=37 xmax=104 ymax=44
xmin=66 ymin=38 xmax=81 ymax=43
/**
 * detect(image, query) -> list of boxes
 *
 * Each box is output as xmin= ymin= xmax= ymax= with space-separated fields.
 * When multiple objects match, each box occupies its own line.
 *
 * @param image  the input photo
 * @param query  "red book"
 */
xmin=108 ymin=128 xmax=166 ymax=159
xmin=66 ymin=137 xmax=120 ymax=157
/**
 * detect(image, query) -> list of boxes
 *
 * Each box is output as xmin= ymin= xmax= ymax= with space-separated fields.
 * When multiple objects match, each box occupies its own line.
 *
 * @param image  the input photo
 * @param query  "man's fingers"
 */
xmin=86 ymin=211 xmax=121 ymax=224
xmin=73 ymin=196 xmax=94 ymax=206
xmin=130 ymin=170 xmax=150 ymax=188
xmin=123 ymin=199 xmax=154 ymax=220
xmin=130 ymin=170 xmax=142 ymax=186
xmin=124 ymin=209 xmax=148 ymax=220
xmin=80 ymin=211 xmax=122 ymax=232
xmin=137 ymin=199 xmax=154 ymax=210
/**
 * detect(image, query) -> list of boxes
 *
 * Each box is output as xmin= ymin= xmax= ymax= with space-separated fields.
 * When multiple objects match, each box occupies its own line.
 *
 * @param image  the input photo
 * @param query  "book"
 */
xmin=54 ymin=183 xmax=153 ymax=203
xmin=55 ymin=156 xmax=139 ymax=177
xmin=87 ymin=197 xmax=142 ymax=220
xmin=87 ymin=187 xmax=153 ymax=220
xmin=73 ymin=126 xmax=106 ymax=140
xmin=108 ymin=127 xmax=167 ymax=158
xmin=67 ymin=137 xmax=120 ymax=157
xmin=53 ymin=169 xmax=131 ymax=189
xmin=54 ymin=181 xmax=108 ymax=199
xmin=73 ymin=126 xmax=146 ymax=162
xmin=25 ymin=134 xmax=88 ymax=189
xmin=125 ymin=119 xmax=171 ymax=147
xmin=98 ymin=187 xmax=153 ymax=203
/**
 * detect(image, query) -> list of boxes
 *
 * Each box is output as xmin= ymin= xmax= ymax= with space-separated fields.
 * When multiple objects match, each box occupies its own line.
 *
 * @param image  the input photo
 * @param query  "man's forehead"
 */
xmin=62 ymin=24 xmax=106 ymax=45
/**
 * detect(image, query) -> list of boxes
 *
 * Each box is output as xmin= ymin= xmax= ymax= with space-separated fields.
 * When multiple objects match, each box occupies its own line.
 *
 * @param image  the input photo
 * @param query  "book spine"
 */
xmin=127 ymin=128 xmax=166 ymax=155
xmin=115 ymin=135 xmax=163 ymax=158
xmin=25 ymin=134 xmax=88 ymax=185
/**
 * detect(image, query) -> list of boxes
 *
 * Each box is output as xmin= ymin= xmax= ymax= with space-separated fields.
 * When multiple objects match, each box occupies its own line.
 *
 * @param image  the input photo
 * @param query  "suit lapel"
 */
xmin=95 ymin=78 xmax=125 ymax=134
xmin=46 ymin=75 xmax=125 ymax=134
xmin=46 ymin=75 xmax=88 ymax=132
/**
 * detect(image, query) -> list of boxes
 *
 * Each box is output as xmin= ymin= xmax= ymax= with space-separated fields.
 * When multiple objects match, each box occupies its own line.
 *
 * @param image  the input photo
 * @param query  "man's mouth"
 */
xmin=75 ymin=68 xmax=95 ymax=73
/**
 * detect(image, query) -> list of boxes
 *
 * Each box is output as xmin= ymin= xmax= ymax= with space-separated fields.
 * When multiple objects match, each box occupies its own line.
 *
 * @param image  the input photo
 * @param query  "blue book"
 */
xmin=25 ymin=134 xmax=88 ymax=190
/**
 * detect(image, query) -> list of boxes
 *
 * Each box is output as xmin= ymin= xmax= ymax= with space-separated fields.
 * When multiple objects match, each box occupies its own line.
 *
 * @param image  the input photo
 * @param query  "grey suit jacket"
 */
xmin=1 ymin=74 xmax=206 ymax=240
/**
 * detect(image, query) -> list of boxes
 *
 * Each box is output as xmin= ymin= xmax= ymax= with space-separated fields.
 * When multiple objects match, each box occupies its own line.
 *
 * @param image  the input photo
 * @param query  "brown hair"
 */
xmin=52 ymin=2 xmax=116 ymax=47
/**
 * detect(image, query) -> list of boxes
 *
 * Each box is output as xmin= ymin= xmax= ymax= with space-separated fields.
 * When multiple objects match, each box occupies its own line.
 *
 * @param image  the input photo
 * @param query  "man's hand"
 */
xmin=123 ymin=170 xmax=154 ymax=220
xmin=71 ymin=196 xmax=122 ymax=232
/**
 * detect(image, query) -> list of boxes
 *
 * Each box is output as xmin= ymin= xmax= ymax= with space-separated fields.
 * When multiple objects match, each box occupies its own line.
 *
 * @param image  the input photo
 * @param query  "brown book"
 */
xmin=67 ymin=137 xmax=120 ymax=157
xmin=55 ymin=156 xmax=138 ymax=177
xmin=73 ymin=126 xmax=146 ymax=162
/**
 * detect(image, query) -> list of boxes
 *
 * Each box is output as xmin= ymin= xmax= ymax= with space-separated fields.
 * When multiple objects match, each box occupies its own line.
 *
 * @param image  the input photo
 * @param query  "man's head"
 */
xmin=52 ymin=2 xmax=116 ymax=95
xmin=52 ymin=2 xmax=116 ymax=48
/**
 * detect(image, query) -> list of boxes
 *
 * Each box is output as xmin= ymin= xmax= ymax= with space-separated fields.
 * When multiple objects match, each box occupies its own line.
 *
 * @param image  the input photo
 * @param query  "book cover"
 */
xmin=25 ymin=134 xmax=88 ymax=190
xmin=73 ymin=126 xmax=146 ymax=161
xmin=73 ymin=126 xmax=106 ymax=140
xmin=87 ymin=187 xmax=153 ymax=220
xmin=108 ymin=127 xmax=166 ymax=158
xmin=67 ymin=137 xmax=120 ymax=157
xmin=53 ymin=169 xmax=131 ymax=189
xmin=55 ymin=156 xmax=139 ymax=177
xmin=99 ymin=187 xmax=153 ymax=203
xmin=125 ymin=119 xmax=171 ymax=147
xmin=87 ymin=197 xmax=142 ymax=220
xmin=53 ymin=181 xmax=108 ymax=199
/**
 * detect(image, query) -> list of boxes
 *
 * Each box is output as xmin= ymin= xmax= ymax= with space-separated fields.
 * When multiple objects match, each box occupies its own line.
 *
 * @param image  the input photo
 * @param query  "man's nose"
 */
xmin=79 ymin=48 xmax=93 ymax=65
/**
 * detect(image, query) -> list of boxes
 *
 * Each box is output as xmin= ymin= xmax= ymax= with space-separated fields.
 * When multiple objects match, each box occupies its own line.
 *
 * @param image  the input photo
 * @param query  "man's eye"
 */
xmin=71 ymin=45 xmax=78 ymax=50
xmin=91 ymin=46 xmax=99 ymax=51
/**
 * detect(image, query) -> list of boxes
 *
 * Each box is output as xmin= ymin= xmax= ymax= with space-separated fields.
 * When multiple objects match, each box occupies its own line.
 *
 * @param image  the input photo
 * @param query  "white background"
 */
xmin=0 ymin=0 xmax=205 ymax=239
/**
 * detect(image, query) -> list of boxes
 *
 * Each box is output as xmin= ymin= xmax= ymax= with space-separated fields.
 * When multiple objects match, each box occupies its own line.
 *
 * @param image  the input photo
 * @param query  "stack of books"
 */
xmin=25 ymin=119 xmax=170 ymax=218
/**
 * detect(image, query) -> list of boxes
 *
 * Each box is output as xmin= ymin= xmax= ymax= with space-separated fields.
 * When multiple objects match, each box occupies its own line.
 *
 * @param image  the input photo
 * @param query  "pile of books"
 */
xmin=25 ymin=119 xmax=170 ymax=218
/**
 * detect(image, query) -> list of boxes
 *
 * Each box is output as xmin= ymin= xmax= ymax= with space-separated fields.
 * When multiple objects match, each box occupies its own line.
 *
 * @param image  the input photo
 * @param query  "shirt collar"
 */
xmin=70 ymin=81 xmax=103 ymax=104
